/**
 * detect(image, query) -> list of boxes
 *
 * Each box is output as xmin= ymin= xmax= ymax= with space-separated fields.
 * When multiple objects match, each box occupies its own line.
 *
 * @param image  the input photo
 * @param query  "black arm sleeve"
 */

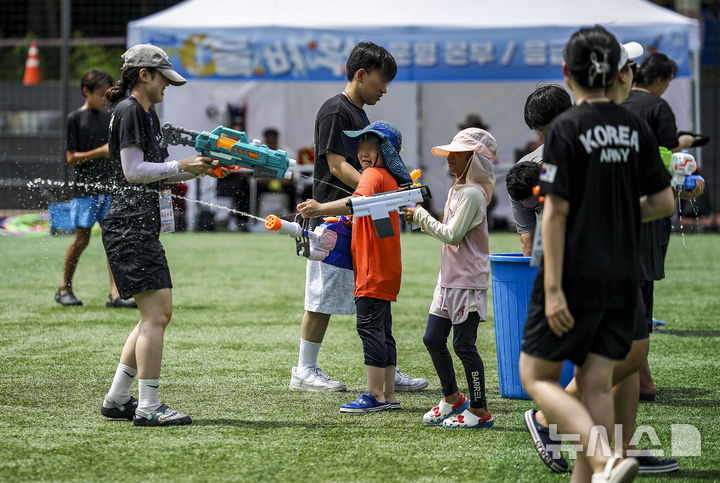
xmin=639 ymin=121 xmax=671 ymax=196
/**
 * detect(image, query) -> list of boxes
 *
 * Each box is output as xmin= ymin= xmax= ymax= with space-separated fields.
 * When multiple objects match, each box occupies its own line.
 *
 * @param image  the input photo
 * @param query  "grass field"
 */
xmin=0 ymin=230 xmax=718 ymax=482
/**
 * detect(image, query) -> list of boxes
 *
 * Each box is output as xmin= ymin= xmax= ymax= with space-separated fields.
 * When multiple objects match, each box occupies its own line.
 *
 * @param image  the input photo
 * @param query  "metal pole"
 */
xmin=60 ymin=0 xmax=71 ymax=185
xmin=416 ymin=83 xmax=424 ymax=171
xmin=691 ymin=50 xmax=702 ymax=167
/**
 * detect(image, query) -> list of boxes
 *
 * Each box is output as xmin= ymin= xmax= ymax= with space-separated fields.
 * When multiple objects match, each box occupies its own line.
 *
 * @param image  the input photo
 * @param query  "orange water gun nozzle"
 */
xmin=265 ymin=214 xmax=282 ymax=231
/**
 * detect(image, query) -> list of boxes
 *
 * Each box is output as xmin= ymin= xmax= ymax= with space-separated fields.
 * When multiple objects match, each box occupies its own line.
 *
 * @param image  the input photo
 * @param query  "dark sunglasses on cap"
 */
xmin=628 ymin=61 xmax=637 ymax=75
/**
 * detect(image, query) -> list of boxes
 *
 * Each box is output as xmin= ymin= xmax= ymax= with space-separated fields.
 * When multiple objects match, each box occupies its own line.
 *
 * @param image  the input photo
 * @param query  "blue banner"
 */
xmin=135 ymin=25 xmax=692 ymax=82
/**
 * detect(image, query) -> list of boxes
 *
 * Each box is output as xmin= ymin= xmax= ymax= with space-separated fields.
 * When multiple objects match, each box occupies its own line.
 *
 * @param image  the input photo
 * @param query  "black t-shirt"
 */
xmin=621 ymin=90 xmax=678 ymax=150
xmin=622 ymin=89 xmax=678 ymax=280
xmin=313 ymin=94 xmax=369 ymax=204
xmin=105 ymin=96 xmax=168 ymax=228
xmin=533 ymin=101 xmax=670 ymax=309
xmin=66 ymin=108 xmax=112 ymax=196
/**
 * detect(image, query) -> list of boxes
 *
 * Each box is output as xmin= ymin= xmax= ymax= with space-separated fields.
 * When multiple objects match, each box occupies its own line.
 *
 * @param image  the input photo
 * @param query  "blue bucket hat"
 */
xmin=342 ymin=121 xmax=413 ymax=186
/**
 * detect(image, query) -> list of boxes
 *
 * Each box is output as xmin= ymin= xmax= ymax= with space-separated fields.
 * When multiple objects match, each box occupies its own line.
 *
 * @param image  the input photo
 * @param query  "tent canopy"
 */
xmin=127 ymin=0 xmax=701 ymax=224
xmin=129 ymin=0 xmax=700 ymax=82
xmin=131 ymin=0 xmax=699 ymax=34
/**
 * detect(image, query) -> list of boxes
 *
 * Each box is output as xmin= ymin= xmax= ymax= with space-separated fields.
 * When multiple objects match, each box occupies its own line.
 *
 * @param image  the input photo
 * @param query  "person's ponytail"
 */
xmin=105 ymin=67 xmax=143 ymax=107
xmin=564 ymin=26 xmax=620 ymax=89
xmin=633 ymin=66 xmax=647 ymax=85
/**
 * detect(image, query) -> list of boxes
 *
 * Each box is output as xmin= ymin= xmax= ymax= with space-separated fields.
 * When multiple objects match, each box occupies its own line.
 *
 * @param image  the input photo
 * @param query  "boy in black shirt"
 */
xmin=293 ymin=42 xmax=385 ymax=390
xmin=518 ymin=26 xmax=674 ymax=483
xmin=56 ymin=70 xmax=135 ymax=308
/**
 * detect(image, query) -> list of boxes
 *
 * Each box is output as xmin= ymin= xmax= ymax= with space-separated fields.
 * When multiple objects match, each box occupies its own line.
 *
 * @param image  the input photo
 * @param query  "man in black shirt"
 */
xmin=291 ymin=42 xmax=427 ymax=393
xmin=55 ymin=70 xmax=135 ymax=309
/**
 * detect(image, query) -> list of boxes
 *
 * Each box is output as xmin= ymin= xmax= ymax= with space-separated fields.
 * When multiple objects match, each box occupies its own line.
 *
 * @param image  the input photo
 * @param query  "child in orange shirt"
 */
xmin=298 ymin=121 xmax=413 ymax=413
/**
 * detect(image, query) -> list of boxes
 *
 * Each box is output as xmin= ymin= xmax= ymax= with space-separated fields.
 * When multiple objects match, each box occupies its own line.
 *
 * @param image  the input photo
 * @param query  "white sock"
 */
xmin=298 ymin=338 xmax=321 ymax=372
xmin=104 ymin=363 xmax=137 ymax=406
xmin=138 ymin=378 xmax=161 ymax=413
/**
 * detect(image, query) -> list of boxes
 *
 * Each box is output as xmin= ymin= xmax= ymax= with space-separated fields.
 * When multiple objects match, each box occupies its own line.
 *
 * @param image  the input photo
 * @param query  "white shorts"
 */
xmin=429 ymin=285 xmax=488 ymax=325
xmin=304 ymin=260 xmax=356 ymax=315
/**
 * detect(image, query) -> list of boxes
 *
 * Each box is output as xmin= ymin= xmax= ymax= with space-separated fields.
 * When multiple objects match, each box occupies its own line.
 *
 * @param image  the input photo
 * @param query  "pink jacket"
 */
xmin=413 ymin=184 xmax=489 ymax=289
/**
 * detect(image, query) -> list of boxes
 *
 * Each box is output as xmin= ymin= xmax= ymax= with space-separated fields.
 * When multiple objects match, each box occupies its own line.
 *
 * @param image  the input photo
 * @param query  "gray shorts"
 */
xmin=304 ymin=260 xmax=356 ymax=315
xmin=510 ymin=196 xmax=542 ymax=235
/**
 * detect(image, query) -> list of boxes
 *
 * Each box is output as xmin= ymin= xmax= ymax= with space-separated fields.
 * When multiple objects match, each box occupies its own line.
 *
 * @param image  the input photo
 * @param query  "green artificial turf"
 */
xmin=0 ymin=231 xmax=718 ymax=481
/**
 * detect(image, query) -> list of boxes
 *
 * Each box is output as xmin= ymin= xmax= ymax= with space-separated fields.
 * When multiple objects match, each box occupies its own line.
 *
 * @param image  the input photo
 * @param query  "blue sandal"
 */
xmin=340 ymin=391 xmax=390 ymax=413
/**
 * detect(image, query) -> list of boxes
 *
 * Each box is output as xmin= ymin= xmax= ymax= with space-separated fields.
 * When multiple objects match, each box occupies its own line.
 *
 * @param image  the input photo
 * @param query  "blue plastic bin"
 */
xmin=490 ymin=253 xmax=574 ymax=399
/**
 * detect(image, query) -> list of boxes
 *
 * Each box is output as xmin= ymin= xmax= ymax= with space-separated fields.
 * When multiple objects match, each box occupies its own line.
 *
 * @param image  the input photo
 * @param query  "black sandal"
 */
xmin=55 ymin=288 xmax=83 ymax=306
xmin=106 ymin=294 xmax=138 ymax=309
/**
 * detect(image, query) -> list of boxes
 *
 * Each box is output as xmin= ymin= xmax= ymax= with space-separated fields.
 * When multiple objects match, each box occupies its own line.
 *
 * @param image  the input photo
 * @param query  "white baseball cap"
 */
xmin=618 ymin=41 xmax=644 ymax=70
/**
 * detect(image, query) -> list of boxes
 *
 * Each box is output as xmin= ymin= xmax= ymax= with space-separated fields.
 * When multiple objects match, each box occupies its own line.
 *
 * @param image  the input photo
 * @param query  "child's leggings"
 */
xmin=423 ymin=312 xmax=487 ymax=408
xmin=356 ymin=297 xmax=396 ymax=367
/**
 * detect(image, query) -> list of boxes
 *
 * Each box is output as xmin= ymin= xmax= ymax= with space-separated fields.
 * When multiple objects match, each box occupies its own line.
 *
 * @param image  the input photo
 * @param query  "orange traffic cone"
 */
xmin=23 ymin=40 xmax=40 ymax=85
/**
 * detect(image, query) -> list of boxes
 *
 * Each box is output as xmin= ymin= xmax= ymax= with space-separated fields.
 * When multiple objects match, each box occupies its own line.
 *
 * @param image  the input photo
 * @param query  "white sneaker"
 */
xmin=591 ymin=456 xmax=639 ymax=483
xmin=290 ymin=366 xmax=347 ymax=392
xmin=133 ymin=404 xmax=192 ymax=427
xmin=395 ymin=368 xmax=429 ymax=391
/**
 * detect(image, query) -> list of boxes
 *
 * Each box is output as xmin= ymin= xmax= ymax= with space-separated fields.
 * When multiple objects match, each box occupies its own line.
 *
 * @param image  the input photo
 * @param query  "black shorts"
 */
xmin=102 ymin=218 xmax=172 ymax=299
xmin=522 ymin=289 xmax=644 ymax=366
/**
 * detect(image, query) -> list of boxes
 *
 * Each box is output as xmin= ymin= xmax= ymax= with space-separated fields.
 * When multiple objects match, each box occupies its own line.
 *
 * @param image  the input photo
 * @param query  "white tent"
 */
xmin=128 ymin=0 xmax=701 ymax=226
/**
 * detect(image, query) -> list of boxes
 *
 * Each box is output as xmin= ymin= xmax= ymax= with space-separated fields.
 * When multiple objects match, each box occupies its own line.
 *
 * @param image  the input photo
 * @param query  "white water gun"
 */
xmin=346 ymin=169 xmax=431 ymax=239
xmin=264 ymin=215 xmax=352 ymax=269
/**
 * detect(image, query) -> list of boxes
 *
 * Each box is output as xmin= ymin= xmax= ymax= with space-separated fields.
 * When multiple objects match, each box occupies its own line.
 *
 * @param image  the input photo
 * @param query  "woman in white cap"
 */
xmin=402 ymin=128 xmax=497 ymax=429
xmin=99 ymin=44 xmax=224 ymax=426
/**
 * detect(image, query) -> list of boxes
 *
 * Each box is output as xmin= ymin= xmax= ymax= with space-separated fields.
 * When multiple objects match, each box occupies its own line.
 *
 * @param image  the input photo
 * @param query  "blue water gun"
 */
xmin=161 ymin=123 xmax=296 ymax=179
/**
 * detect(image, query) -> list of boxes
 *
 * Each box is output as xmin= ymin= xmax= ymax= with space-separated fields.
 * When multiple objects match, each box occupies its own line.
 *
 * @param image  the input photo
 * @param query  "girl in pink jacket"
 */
xmin=402 ymin=128 xmax=497 ymax=429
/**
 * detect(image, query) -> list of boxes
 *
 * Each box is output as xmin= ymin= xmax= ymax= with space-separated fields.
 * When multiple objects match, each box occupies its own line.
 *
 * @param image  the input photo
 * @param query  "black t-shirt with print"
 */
xmin=532 ymin=101 xmax=670 ymax=309
xmin=313 ymin=94 xmax=369 ymax=205
xmin=621 ymin=89 xmax=679 ymax=150
xmin=105 ymin=96 xmax=168 ymax=227
xmin=622 ymin=89 xmax=678 ymax=280
xmin=66 ymin=108 xmax=112 ymax=196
